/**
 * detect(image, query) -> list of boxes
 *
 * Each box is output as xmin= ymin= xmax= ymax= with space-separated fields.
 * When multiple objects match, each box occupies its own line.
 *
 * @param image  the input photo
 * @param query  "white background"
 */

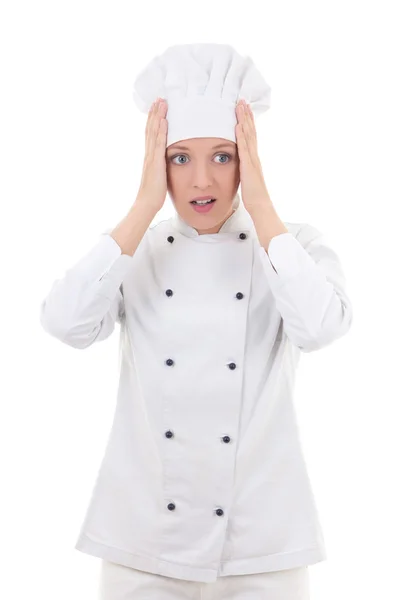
xmin=1 ymin=1 xmax=399 ymax=598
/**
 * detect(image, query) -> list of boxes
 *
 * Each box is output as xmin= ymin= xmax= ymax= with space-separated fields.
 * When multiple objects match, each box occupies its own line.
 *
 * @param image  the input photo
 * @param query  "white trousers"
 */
xmin=98 ymin=560 xmax=310 ymax=600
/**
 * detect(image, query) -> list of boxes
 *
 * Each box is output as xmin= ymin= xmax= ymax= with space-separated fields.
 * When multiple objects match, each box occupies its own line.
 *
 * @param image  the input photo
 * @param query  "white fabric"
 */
xmin=40 ymin=191 xmax=353 ymax=583
xmin=132 ymin=43 xmax=272 ymax=148
xmin=99 ymin=560 xmax=310 ymax=600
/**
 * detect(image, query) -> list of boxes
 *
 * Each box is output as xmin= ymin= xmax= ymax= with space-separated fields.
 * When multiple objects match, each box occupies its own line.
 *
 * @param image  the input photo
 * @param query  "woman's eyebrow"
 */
xmin=167 ymin=143 xmax=236 ymax=152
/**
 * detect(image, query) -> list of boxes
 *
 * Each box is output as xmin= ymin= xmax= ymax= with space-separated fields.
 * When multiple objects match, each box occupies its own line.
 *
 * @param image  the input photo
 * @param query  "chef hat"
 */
xmin=132 ymin=43 xmax=272 ymax=148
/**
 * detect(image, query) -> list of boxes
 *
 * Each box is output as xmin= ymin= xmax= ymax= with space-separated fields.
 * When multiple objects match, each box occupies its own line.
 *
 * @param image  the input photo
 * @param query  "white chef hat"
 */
xmin=132 ymin=43 xmax=272 ymax=148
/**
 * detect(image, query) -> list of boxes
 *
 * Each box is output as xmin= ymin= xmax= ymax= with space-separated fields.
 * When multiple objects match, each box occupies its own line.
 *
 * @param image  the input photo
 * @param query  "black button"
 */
xmin=167 ymin=503 xmax=176 ymax=511
xmin=222 ymin=436 xmax=231 ymax=443
xmin=239 ymin=233 xmax=247 ymax=240
xmin=228 ymin=362 xmax=236 ymax=370
xmin=215 ymin=508 xmax=224 ymax=516
xmin=165 ymin=430 xmax=174 ymax=438
xmin=166 ymin=359 xmax=174 ymax=366
xmin=167 ymin=236 xmax=174 ymax=243
xmin=166 ymin=289 xmax=173 ymax=297
xmin=236 ymin=292 xmax=244 ymax=300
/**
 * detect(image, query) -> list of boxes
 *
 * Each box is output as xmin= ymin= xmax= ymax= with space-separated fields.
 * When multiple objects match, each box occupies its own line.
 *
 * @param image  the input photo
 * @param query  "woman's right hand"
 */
xmin=137 ymin=97 xmax=169 ymax=212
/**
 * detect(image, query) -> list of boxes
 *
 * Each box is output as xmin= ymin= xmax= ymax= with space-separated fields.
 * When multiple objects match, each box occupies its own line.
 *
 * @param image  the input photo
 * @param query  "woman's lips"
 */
xmin=190 ymin=199 xmax=217 ymax=213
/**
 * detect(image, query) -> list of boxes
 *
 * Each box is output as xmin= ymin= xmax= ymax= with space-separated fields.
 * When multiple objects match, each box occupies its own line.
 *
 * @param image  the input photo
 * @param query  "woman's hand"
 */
xmin=235 ymin=99 xmax=270 ymax=212
xmin=137 ymin=98 xmax=169 ymax=212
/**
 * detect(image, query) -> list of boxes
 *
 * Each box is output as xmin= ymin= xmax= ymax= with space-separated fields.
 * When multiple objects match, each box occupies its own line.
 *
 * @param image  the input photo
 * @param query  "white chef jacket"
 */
xmin=40 ymin=192 xmax=353 ymax=583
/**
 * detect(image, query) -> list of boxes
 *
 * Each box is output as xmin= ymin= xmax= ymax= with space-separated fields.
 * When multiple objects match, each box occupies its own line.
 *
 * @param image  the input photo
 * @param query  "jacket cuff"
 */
xmin=69 ymin=233 xmax=135 ymax=298
xmin=260 ymin=233 xmax=319 ymax=279
xmin=258 ymin=230 xmax=352 ymax=347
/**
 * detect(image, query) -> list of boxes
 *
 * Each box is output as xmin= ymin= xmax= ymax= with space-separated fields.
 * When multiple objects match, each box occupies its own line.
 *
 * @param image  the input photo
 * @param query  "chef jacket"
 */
xmin=39 ymin=192 xmax=353 ymax=583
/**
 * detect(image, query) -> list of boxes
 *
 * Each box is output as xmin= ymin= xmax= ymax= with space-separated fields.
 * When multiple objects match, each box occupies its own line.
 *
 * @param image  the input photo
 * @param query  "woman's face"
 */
xmin=166 ymin=137 xmax=240 ymax=234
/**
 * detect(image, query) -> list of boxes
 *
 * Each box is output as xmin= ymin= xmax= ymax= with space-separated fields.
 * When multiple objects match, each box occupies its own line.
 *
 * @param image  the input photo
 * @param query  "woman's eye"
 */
xmin=171 ymin=155 xmax=188 ymax=165
xmin=215 ymin=153 xmax=231 ymax=164
xmin=170 ymin=153 xmax=231 ymax=165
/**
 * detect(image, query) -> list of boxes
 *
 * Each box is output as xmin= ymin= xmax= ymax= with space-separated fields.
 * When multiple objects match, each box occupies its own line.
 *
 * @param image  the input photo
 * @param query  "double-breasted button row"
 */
xmin=166 ymin=502 xmax=224 ymax=516
xmin=165 ymin=358 xmax=237 ymax=370
xmin=164 ymin=430 xmax=231 ymax=444
xmin=164 ymin=429 xmax=230 ymax=517
xmin=167 ymin=233 xmax=247 ymax=244
xmin=165 ymin=232 xmax=247 ymax=301
xmin=165 ymin=288 xmax=244 ymax=300
xmin=165 ymin=289 xmax=244 ymax=300
xmin=163 ymin=231 xmax=245 ymax=522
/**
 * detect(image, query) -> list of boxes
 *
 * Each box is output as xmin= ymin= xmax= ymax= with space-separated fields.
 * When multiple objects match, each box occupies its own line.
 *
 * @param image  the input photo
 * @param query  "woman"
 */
xmin=40 ymin=44 xmax=352 ymax=599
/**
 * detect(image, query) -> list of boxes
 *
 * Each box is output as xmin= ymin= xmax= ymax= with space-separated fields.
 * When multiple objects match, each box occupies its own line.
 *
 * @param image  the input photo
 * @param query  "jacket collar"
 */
xmin=170 ymin=191 xmax=255 ymax=238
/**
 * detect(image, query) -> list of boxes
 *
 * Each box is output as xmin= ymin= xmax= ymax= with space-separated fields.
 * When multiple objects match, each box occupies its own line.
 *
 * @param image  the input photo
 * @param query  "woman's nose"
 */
xmin=191 ymin=165 xmax=214 ymax=187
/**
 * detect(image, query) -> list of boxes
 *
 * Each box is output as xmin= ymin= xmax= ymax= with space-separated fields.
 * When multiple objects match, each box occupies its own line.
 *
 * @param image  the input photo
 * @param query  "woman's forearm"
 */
xmin=110 ymin=195 xmax=159 ymax=257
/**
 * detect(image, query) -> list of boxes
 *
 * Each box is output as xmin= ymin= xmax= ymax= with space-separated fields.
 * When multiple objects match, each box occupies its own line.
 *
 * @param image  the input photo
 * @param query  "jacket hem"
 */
xmin=75 ymin=532 xmax=218 ymax=582
xmin=75 ymin=532 xmax=327 ymax=583
xmin=218 ymin=545 xmax=327 ymax=577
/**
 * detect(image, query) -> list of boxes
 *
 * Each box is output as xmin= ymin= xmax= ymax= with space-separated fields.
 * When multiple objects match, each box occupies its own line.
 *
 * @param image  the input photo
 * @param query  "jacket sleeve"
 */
xmin=259 ymin=224 xmax=353 ymax=353
xmin=39 ymin=233 xmax=135 ymax=349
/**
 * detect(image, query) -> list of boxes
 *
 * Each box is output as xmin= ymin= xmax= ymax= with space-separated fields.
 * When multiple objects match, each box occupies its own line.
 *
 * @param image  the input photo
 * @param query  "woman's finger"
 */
xmin=145 ymin=100 xmax=157 ymax=138
xmin=242 ymin=102 xmax=259 ymax=164
xmin=236 ymin=103 xmax=251 ymax=154
xmin=235 ymin=121 xmax=250 ymax=162
xmin=146 ymin=98 xmax=162 ymax=158
xmin=241 ymin=102 xmax=252 ymax=139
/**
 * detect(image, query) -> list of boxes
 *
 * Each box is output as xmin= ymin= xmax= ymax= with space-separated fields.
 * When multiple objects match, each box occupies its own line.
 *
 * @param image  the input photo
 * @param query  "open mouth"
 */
xmin=190 ymin=198 xmax=217 ymax=205
xmin=190 ymin=198 xmax=217 ymax=213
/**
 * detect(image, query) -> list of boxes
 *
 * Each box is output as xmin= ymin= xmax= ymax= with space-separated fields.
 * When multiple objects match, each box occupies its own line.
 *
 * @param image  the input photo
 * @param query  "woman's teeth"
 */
xmin=192 ymin=199 xmax=216 ymax=205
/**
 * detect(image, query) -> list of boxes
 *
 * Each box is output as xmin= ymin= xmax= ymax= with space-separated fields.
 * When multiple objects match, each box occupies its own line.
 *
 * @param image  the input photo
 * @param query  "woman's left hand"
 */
xmin=235 ymin=99 xmax=270 ymax=211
